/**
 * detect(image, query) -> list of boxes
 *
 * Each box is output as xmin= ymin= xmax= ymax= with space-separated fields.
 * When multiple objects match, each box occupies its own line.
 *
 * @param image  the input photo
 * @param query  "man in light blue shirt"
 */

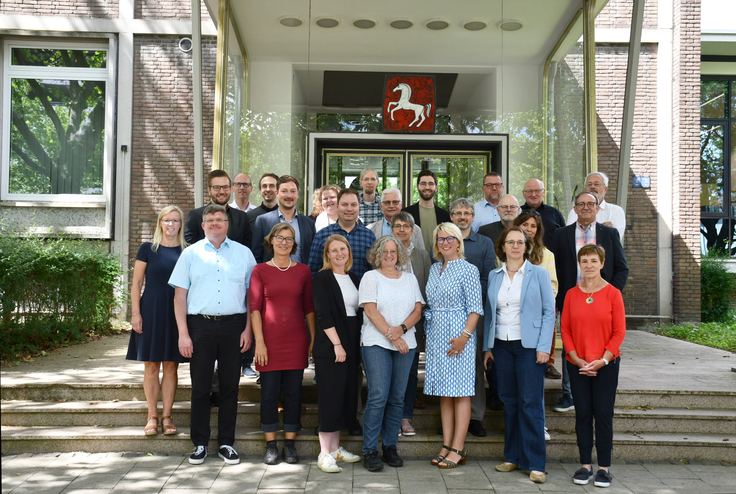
xmin=471 ymin=172 xmax=504 ymax=231
xmin=366 ymin=187 xmax=425 ymax=250
xmin=170 ymin=204 xmax=257 ymax=467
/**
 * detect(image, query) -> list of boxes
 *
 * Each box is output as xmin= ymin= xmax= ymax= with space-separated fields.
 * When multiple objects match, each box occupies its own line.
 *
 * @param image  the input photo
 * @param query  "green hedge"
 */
xmin=701 ymin=249 xmax=736 ymax=323
xmin=0 ymin=235 xmax=125 ymax=361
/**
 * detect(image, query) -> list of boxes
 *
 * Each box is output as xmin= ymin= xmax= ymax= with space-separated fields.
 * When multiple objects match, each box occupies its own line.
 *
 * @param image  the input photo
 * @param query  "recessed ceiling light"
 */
xmin=278 ymin=16 xmax=303 ymax=28
xmin=425 ymin=19 xmax=450 ymax=31
xmin=353 ymin=18 xmax=377 ymax=29
xmin=390 ymin=19 xmax=414 ymax=30
xmin=315 ymin=17 xmax=340 ymax=28
xmin=498 ymin=20 xmax=523 ymax=32
xmin=463 ymin=21 xmax=488 ymax=31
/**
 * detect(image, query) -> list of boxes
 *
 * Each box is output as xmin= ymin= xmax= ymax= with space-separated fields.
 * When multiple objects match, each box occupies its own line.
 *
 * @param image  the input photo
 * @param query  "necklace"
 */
xmin=582 ymin=279 xmax=604 ymax=304
xmin=271 ymin=259 xmax=291 ymax=272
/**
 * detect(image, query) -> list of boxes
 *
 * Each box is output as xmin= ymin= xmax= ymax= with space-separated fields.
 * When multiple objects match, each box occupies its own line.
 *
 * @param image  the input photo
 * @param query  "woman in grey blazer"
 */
xmin=390 ymin=212 xmax=431 ymax=436
xmin=483 ymin=227 xmax=555 ymax=484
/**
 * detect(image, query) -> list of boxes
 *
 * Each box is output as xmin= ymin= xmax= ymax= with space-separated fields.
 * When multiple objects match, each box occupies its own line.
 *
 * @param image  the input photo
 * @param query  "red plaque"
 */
xmin=382 ymin=75 xmax=435 ymax=133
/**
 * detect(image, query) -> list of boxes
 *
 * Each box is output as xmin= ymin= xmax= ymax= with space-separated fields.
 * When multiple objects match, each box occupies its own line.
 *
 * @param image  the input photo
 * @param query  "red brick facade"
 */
xmin=129 ymin=36 xmax=217 ymax=261
xmin=0 ymin=0 xmax=119 ymax=18
xmin=136 ymin=0 xmax=212 ymax=23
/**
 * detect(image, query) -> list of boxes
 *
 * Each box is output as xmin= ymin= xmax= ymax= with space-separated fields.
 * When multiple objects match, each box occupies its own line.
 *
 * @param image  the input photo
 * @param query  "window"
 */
xmin=2 ymin=41 xmax=113 ymax=202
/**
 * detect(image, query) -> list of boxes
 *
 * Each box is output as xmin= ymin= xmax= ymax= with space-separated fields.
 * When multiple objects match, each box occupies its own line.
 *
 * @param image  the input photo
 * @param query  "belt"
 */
xmin=192 ymin=313 xmax=245 ymax=321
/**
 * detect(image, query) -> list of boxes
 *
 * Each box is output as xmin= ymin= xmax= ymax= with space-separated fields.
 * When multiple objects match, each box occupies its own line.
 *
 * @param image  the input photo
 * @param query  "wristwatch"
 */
xmin=400 ymin=324 xmax=408 ymax=334
xmin=602 ymin=357 xmax=610 ymax=366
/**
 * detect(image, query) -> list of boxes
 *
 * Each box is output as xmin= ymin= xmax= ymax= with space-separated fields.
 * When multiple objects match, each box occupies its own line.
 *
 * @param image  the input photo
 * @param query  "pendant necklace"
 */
xmin=272 ymin=259 xmax=291 ymax=272
xmin=583 ymin=280 xmax=599 ymax=304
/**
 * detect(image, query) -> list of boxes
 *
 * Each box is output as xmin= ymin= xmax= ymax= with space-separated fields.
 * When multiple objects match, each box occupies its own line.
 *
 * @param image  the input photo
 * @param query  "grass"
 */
xmin=654 ymin=320 xmax=736 ymax=352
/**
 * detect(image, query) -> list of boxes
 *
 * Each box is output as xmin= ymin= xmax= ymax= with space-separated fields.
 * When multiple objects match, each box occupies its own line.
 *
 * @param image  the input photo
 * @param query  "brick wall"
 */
xmin=595 ymin=0 xmax=659 ymax=29
xmin=671 ymin=0 xmax=702 ymax=322
xmin=136 ymin=0 xmax=212 ymax=23
xmin=129 ymin=36 xmax=216 ymax=261
xmin=0 ymin=0 xmax=119 ymax=18
xmin=595 ymin=43 xmax=659 ymax=318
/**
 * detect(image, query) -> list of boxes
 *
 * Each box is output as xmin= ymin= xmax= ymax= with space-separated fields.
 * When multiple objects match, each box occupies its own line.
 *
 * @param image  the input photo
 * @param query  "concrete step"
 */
xmin=4 ymin=400 xmax=735 ymax=435
xmin=2 ymin=425 xmax=734 ymax=462
xmin=4 ymin=383 xmax=735 ymax=410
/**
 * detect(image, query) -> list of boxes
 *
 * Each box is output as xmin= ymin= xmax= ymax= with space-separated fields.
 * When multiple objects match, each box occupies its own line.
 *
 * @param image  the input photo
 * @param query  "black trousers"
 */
xmin=315 ymin=353 xmax=359 ymax=432
xmin=260 ymin=369 xmax=304 ymax=433
xmin=567 ymin=357 xmax=620 ymax=467
xmin=188 ymin=314 xmax=245 ymax=447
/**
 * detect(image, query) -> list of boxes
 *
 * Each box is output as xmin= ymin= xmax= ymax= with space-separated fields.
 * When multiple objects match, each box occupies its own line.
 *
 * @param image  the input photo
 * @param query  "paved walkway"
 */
xmin=3 ymin=452 xmax=735 ymax=494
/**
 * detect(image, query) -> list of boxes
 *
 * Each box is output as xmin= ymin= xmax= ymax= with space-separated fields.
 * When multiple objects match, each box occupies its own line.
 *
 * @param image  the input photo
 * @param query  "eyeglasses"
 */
xmin=233 ymin=182 xmax=252 ymax=188
xmin=497 ymin=205 xmax=518 ymax=211
xmin=418 ymin=181 xmax=436 ymax=188
xmin=392 ymin=224 xmax=412 ymax=231
xmin=585 ymin=181 xmax=605 ymax=188
xmin=161 ymin=219 xmax=181 ymax=225
xmin=273 ymin=235 xmax=295 ymax=244
xmin=382 ymin=200 xmax=401 ymax=206
xmin=451 ymin=211 xmax=474 ymax=217
xmin=204 ymin=219 xmax=228 ymax=224
xmin=483 ymin=183 xmax=504 ymax=189
xmin=209 ymin=185 xmax=231 ymax=192
xmin=504 ymin=240 xmax=526 ymax=247
xmin=437 ymin=237 xmax=457 ymax=245
xmin=575 ymin=202 xmax=597 ymax=208
xmin=523 ymin=189 xmax=544 ymax=195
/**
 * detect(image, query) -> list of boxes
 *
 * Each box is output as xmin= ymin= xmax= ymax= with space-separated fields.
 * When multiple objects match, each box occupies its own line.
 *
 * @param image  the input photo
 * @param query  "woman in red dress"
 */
xmin=250 ymin=223 xmax=316 ymax=465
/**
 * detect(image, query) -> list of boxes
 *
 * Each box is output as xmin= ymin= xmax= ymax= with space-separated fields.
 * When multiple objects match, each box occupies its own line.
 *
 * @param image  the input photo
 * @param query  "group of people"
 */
xmin=125 ymin=167 xmax=628 ymax=487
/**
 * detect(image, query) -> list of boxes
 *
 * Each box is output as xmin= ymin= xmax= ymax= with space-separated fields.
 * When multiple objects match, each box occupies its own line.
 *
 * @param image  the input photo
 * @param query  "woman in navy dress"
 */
xmin=126 ymin=205 xmax=187 ymax=436
xmin=424 ymin=223 xmax=483 ymax=469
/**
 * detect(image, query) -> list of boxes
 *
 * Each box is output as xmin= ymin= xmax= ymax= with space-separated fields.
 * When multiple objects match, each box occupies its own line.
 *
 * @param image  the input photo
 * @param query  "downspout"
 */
xmin=191 ymin=0 xmax=204 ymax=207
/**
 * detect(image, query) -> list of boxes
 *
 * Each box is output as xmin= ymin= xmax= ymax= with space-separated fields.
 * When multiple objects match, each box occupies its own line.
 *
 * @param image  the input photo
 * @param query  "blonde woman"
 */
xmin=315 ymin=184 xmax=341 ymax=231
xmin=127 ymin=205 xmax=188 ymax=436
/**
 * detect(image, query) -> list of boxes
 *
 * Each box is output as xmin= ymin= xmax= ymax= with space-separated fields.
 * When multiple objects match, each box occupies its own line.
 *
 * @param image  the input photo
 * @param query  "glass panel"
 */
xmin=732 ymin=81 xmax=736 ymax=118
xmin=700 ymin=81 xmax=727 ymax=119
xmin=11 ymin=48 xmax=106 ymax=68
xmin=732 ymin=121 xmax=736 ymax=217
xmin=326 ymin=153 xmax=402 ymax=190
xmin=222 ymin=16 xmax=246 ymax=181
xmin=700 ymin=124 xmax=724 ymax=212
xmin=700 ymin=218 xmax=727 ymax=255
xmin=9 ymin=78 xmax=105 ymax=195
xmin=410 ymin=155 xmax=487 ymax=209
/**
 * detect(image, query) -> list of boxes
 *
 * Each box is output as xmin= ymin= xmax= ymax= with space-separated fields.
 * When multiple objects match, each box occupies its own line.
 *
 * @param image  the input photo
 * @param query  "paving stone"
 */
xmin=304 ymin=479 xmax=355 ymax=493
xmin=395 ymin=480 xmax=448 ymax=494
xmin=353 ymin=475 xmax=400 ymax=488
xmin=351 ymin=488 xmax=401 ymax=494
xmin=642 ymin=463 xmax=701 ymax=479
xmin=66 ymin=472 xmax=126 ymax=489
xmin=60 ymin=489 xmax=114 ymax=494
xmin=111 ymin=479 xmax=167 ymax=492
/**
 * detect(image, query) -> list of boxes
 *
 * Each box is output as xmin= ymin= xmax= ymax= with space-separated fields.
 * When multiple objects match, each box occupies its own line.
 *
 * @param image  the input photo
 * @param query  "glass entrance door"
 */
xmin=408 ymin=153 xmax=489 ymax=210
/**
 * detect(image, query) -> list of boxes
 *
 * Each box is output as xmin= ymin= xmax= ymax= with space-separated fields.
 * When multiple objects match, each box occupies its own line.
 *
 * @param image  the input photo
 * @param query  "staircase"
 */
xmin=3 ymin=373 xmax=735 ymax=461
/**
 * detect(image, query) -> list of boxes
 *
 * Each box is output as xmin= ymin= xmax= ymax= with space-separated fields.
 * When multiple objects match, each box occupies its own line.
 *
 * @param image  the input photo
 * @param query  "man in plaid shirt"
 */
xmin=358 ymin=168 xmax=383 ymax=226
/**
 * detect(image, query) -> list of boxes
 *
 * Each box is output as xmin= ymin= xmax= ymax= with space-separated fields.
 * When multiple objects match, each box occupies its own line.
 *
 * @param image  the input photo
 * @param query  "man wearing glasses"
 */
xmin=184 ymin=170 xmax=253 ymax=248
xmin=520 ymin=178 xmax=565 ymax=248
xmin=551 ymin=192 xmax=628 ymax=414
xmin=471 ymin=172 xmax=504 ymax=231
xmin=229 ymin=173 xmax=257 ymax=213
xmin=170 ymin=204 xmax=257 ymax=466
xmin=478 ymin=194 xmax=521 ymax=246
xmin=252 ymin=175 xmax=315 ymax=264
xmin=366 ymin=187 xmax=425 ymax=250
xmin=403 ymin=169 xmax=451 ymax=252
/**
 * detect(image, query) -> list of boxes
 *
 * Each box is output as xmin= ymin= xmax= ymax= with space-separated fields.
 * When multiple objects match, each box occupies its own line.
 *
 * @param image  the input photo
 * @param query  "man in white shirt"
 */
xmin=566 ymin=172 xmax=626 ymax=242
xmin=229 ymin=173 xmax=257 ymax=212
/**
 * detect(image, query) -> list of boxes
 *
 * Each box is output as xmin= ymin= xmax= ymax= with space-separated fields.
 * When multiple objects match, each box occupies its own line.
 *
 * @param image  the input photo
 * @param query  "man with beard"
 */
xmin=450 ymin=198 xmax=496 ymax=437
xmin=478 ymin=194 xmax=521 ymax=245
xmin=184 ymin=170 xmax=252 ymax=248
xmin=252 ymin=175 xmax=315 ymax=264
xmin=471 ymin=172 xmax=504 ymax=231
xmin=246 ymin=173 xmax=279 ymax=230
xmin=520 ymin=178 xmax=565 ymax=248
xmin=403 ymin=170 xmax=451 ymax=253
xmin=358 ymin=168 xmax=383 ymax=225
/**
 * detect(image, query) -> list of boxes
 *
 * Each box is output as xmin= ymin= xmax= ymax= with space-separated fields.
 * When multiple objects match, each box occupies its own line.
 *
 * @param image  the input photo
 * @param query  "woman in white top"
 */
xmin=315 ymin=184 xmax=341 ymax=231
xmin=358 ymin=235 xmax=424 ymax=472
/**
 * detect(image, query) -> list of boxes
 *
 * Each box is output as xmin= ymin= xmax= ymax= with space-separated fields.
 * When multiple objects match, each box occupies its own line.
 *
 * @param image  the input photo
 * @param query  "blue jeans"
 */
xmin=361 ymin=345 xmax=416 ymax=455
xmin=402 ymin=350 xmax=420 ymax=420
xmin=494 ymin=339 xmax=547 ymax=472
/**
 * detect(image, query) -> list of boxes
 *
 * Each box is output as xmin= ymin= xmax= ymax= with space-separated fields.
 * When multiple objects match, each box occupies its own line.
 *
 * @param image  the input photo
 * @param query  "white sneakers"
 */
xmin=330 ymin=447 xmax=361 ymax=463
xmin=544 ymin=427 xmax=551 ymax=441
xmin=318 ymin=453 xmax=341 ymax=473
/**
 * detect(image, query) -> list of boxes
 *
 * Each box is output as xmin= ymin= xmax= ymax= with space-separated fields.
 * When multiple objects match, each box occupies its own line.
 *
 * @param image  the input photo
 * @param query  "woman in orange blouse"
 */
xmin=560 ymin=244 xmax=626 ymax=489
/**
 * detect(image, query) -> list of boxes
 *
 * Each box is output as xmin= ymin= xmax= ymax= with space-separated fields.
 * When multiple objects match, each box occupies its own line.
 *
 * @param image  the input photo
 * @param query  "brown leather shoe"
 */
xmin=545 ymin=365 xmax=562 ymax=379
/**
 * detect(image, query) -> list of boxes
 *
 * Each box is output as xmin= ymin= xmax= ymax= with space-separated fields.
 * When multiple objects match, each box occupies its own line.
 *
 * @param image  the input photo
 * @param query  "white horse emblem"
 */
xmin=386 ymin=83 xmax=432 ymax=128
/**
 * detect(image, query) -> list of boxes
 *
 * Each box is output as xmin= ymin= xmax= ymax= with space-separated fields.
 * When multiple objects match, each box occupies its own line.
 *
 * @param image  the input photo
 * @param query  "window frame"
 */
xmin=1 ymin=39 xmax=114 ymax=205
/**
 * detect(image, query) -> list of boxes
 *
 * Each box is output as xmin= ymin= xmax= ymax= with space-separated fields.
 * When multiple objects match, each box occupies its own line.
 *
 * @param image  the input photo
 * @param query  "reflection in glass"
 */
xmin=327 ymin=154 xmax=401 ymax=190
xmin=701 ymin=218 xmax=727 ymax=255
xmin=411 ymin=155 xmax=487 ymax=209
xmin=11 ymin=48 xmax=107 ymax=68
xmin=700 ymin=80 xmax=727 ymax=119
xmin=732 ymin=122 xmax=736 ymax=216
xmin=700 ymin=124 xmax=724 ymax=212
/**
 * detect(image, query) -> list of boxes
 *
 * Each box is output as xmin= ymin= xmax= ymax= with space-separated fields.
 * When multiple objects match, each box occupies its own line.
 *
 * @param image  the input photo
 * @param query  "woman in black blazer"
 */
xmin=313 ymin=234 xmax=363 ymax=473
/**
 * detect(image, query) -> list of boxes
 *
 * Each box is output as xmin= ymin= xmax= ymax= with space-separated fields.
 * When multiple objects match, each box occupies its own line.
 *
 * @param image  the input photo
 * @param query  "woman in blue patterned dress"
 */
xmin=424 ymin=223 xmax=483 ymax=469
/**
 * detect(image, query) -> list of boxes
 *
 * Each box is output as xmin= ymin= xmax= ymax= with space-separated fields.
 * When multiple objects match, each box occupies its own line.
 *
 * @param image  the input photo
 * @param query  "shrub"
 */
xmin=0 ymin=235 xmax=125 ymax=361
xmin=701 ymin=249 xmax=736 ymax=323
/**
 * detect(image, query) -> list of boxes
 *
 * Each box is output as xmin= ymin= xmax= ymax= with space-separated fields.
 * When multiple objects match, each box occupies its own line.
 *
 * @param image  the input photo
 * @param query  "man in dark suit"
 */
xmin=251 ymin=175 xmax=315 ymax=264
xmin=478 ymin=194 xmax=520 ymax=246
xmin=246 ymin=173 xmax=279 ymax=231
xmin=551 ymin=191 xmax=629 ymax=413
xmin=403 ymin=169 xmax=451 ymax=254
xmin=520 ymin=178 xmax=565 ymax=248
xmin=184 ymin=170 xmax=252 ymax=249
